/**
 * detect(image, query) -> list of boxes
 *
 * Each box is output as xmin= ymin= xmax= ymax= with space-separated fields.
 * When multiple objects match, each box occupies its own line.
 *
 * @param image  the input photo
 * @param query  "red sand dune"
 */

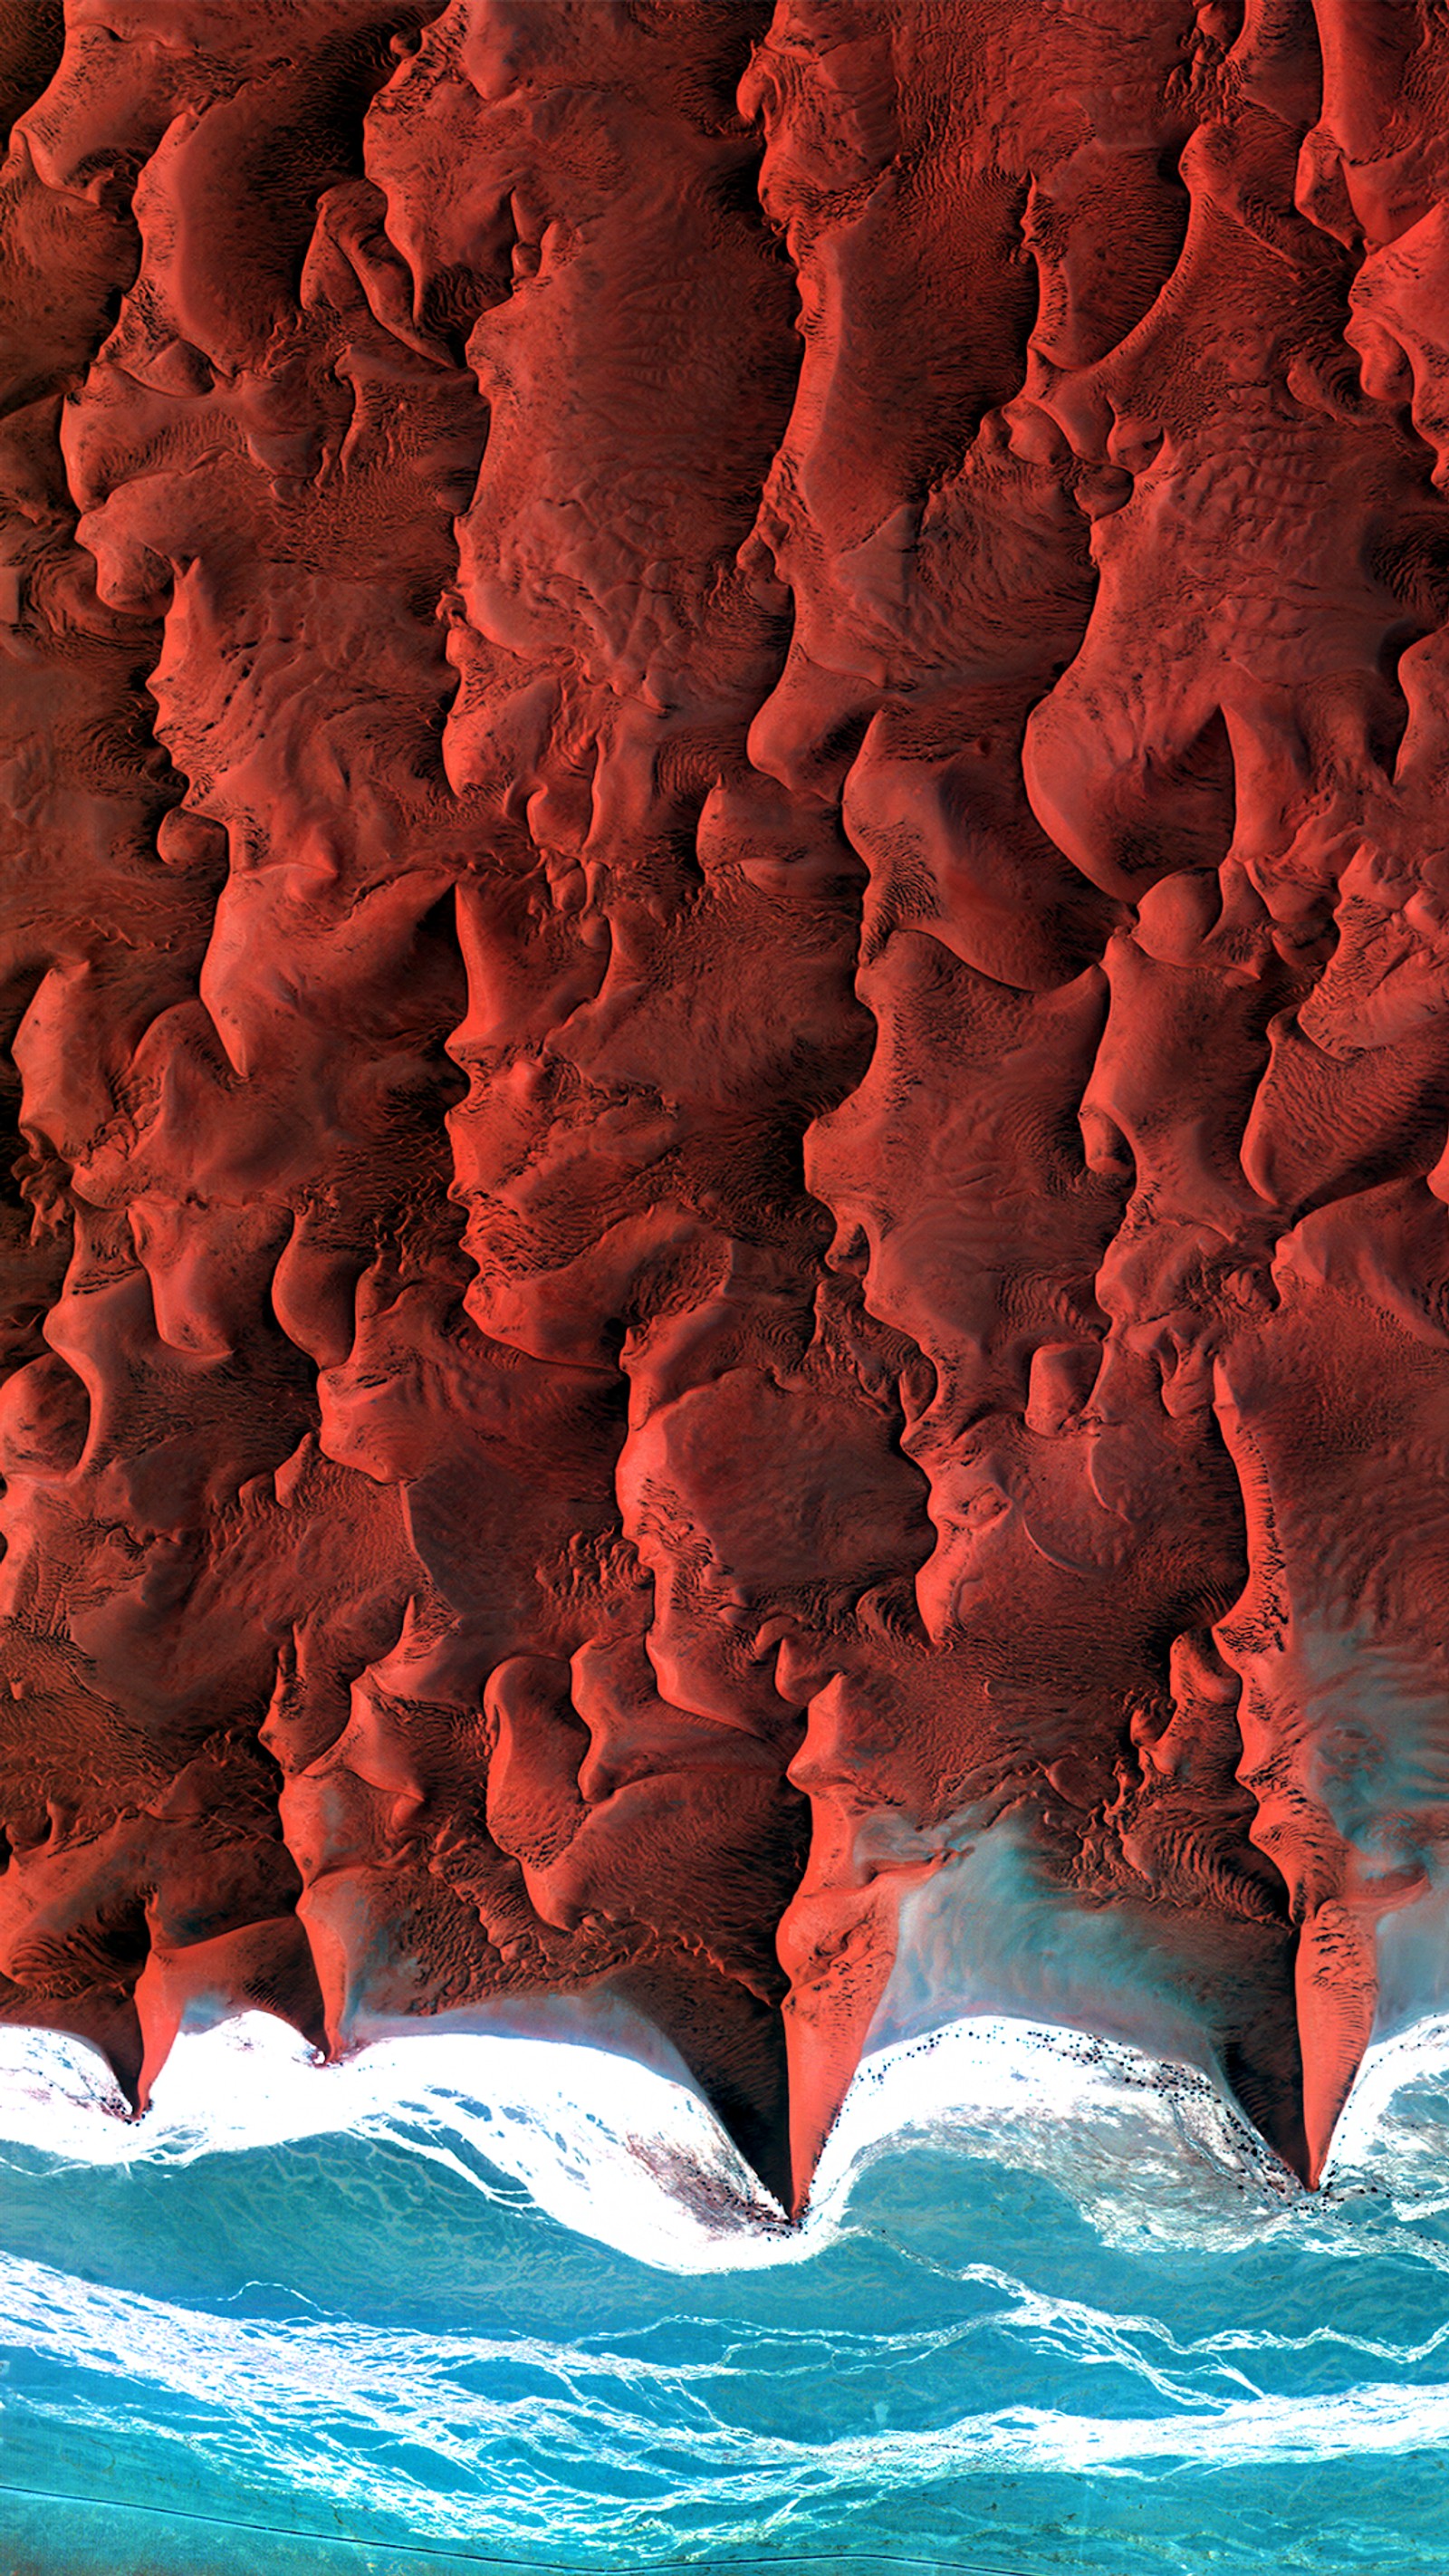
xmin=3 ymin=0 xmax=1449 ymax=2211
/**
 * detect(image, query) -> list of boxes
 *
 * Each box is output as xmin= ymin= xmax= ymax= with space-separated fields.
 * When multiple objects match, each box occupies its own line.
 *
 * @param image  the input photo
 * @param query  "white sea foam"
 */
xmin=2 ymin=2005 xmax=1448 ymax=2274
xmin=5 ymin=2013 xmax=1449 ymax=2562
xmin=0 ymin=2014 xmax=787 ymax=2271
xmin=4 ymin=2231 xmax=1449 ymax=2556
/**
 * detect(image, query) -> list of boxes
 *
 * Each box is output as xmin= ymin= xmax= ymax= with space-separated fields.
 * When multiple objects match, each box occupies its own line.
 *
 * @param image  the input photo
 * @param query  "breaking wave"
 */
xmin=4 ymin=2012 xmax=1449 ymax=2571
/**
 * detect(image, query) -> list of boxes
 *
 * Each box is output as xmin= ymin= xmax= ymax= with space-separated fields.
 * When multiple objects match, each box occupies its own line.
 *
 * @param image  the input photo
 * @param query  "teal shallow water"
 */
xmin=3 ymin=2015 xmax=1448 ymax=2574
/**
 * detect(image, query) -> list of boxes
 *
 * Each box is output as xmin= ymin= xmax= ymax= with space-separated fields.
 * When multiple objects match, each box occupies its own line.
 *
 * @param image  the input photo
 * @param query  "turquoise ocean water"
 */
xmin=2 ymin=2013 xmax=1448 ymax=2575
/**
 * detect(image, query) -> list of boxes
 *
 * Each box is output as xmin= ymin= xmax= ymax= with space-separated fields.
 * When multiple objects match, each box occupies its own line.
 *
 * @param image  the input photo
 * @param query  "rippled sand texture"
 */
xmin=4 ymin=0 xmax=1449 ymax=2213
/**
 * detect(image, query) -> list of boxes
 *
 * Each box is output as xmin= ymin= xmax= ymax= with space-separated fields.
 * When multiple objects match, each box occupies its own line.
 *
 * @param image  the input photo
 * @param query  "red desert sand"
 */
xmin=2 ymin=0 xmax=1447 ymax=2213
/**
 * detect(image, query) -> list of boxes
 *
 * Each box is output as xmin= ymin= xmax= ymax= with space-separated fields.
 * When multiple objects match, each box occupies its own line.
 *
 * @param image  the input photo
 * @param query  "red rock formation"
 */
xmin=3 ymin=0 xmax=1448 ymax=2210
